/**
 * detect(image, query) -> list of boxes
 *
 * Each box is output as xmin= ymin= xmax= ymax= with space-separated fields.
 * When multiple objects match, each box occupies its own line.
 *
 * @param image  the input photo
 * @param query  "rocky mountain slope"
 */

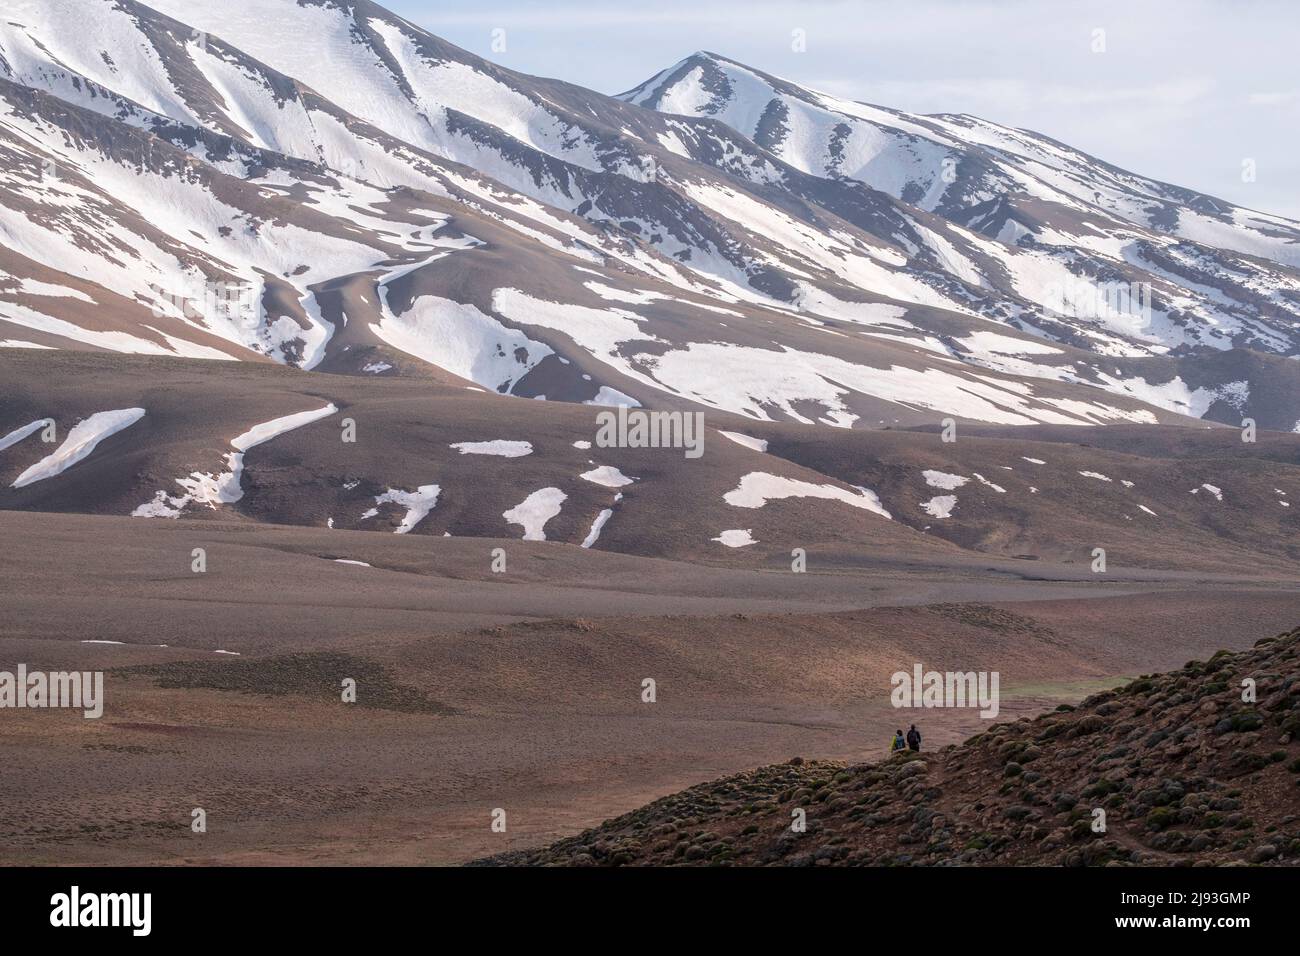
xmin=479 ymin=625 xmax=1300 ymax=866
xmin=3 ymin=0 xmax=1300 ymax=429
xmin=624 ymin=53 xmax=1300 ymax=346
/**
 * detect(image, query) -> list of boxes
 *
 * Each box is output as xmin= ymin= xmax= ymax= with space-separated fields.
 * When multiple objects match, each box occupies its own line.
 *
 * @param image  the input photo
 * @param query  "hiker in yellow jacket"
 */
xmin=890 ymin=729 xmax=907 ymax=754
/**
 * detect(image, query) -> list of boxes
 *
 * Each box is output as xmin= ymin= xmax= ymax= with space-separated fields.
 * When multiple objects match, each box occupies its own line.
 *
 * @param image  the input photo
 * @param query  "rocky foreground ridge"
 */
xmin=478 ymin=626 xmax=1300 ymax=866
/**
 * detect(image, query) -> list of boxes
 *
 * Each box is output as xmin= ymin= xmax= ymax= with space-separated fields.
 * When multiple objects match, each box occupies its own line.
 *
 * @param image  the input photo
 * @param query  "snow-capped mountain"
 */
xmin=620 ymin=53 xmax=1300 ymax=360
xmin=3 ymin=0 xmax=1299 ymax=430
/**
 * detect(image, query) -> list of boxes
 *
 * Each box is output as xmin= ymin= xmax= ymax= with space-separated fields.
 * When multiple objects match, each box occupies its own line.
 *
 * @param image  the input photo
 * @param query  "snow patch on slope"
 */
xmin=723 ymin=472 xmax=891 ymax=519
xmin=504 ymin=487 xmax=567 ymax=540
xmin=373 ymin=294 xmax=552 ymax=394
xmin=11 ymin=408 xmax=145 ymax=488
xmin=718 ymin=430 xmax=769 ymax=453
xmin=712 ymin=529 xmax=757 ymax=547
xmin=922 ymin=469 xmax=968 ymax=490
xmin=0 ymin=419 xmax=50 ymax=453
xmin=580 ymin=465 xmax=637 ymax=488
xmin=450 ymin=440 xmax=533 ymax=457
xmin=369 ymin=484 xmax=441 ymax=533
xmin=921 ymin=495 xmax=957 ymax=519
xmin=581 ymin=508 xmax=614 ymax=548
xmin=132 ymin=403 xmax=336 ymax=516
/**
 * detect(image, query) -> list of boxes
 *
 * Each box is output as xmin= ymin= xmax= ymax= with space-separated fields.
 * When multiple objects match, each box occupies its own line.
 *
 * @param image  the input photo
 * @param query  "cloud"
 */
xmin=399 ymin=3 xmax=745 ymax=26
xmin=1247 ymin=90 xmax=1300 ymax=106
xmin=816 ymin=77 xmax=1215 ymax=115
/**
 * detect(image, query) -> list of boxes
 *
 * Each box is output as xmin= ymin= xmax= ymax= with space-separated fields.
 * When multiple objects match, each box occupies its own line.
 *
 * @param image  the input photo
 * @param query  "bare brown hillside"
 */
xmin=480 ymin=626 xmax=1300 ymax=866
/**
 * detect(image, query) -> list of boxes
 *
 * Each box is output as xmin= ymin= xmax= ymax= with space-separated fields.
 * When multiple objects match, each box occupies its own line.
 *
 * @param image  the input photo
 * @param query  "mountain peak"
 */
xmin=3 ymin=0 xmax=1300 ymax=432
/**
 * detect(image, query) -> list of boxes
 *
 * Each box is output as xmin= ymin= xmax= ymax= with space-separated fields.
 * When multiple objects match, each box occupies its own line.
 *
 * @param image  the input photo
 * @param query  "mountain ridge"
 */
xmin=2 ymin=0 xmax=1299 ymax=430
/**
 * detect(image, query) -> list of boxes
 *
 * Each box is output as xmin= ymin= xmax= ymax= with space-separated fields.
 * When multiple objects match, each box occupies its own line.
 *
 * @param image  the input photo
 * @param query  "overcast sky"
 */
xmin=385 ymin=0 xmax=1300 ymax=219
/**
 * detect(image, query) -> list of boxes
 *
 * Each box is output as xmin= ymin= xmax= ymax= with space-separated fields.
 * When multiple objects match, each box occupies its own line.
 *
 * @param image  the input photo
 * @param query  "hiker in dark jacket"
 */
xmin=890 ymin=729 xmax=907 ymax=754
xmin=906 ymin=724 xmax=921 ymax=752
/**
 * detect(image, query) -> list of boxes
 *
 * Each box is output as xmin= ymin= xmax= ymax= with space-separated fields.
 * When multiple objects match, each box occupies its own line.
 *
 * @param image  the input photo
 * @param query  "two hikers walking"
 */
xmin=890 ymin=724 xmax=922 ymax=754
